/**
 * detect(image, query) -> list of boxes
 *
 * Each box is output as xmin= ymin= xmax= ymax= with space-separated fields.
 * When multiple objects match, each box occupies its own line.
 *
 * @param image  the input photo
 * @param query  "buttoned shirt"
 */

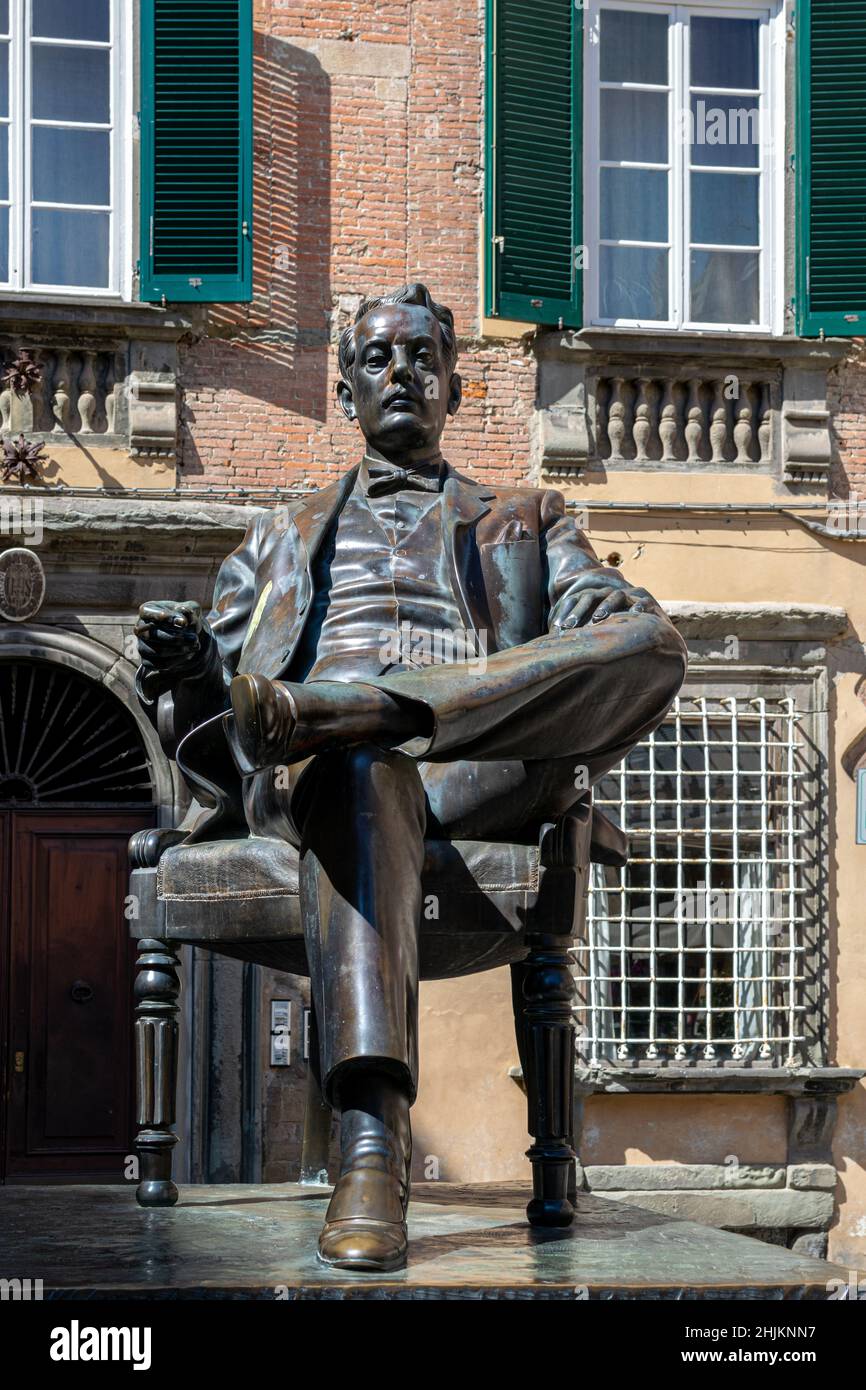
xmin=291 ymin=458 xmax=467 ymax=683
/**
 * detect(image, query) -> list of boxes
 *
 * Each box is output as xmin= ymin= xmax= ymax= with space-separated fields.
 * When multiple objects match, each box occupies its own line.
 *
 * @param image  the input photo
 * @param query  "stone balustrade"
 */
xmin=0 ymin=302 xmax=197 ymax=471
xmin=534 ymin=329 xmax=849 ymax=486
xmin=0 ymin=344 xmax=127 ymax=439
xmin=593 ymin=369 xmax=779 ymax=468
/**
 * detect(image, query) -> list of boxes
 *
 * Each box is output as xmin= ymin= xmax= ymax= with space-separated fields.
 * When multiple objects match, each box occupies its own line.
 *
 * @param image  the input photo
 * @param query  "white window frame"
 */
xmin=0 ymin=0 xmax=132 ymax=300
xmin=583 ymin=0 xmax=786 ymax=335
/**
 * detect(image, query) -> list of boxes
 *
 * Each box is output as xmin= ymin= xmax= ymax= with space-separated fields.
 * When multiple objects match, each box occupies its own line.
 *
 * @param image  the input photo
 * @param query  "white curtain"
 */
xmin=734 ymin=858 xmax=767 ymax=1059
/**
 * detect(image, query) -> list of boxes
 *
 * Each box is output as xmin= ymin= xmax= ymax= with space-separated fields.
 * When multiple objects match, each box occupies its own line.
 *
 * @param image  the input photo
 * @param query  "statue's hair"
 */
xmin=338 ymin=282 xmax=458 ymax=383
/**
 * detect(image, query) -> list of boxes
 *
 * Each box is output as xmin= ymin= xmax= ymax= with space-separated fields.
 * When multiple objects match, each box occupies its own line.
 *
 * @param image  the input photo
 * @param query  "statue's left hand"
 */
xmin=553 ymin=579 xmax=658 ymax=632
xmin=135 ymin=599 xmax=208 ymax=675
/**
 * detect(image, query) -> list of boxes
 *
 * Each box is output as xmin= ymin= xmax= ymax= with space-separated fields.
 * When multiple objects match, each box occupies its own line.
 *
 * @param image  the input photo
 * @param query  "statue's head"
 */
xmin=337 ymin=283 xmax=462 ymax=459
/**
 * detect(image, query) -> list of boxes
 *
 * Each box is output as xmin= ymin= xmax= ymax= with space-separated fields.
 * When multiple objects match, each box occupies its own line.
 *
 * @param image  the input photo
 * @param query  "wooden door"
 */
xmin=3 ymin=812 xmax=151 ymax=1183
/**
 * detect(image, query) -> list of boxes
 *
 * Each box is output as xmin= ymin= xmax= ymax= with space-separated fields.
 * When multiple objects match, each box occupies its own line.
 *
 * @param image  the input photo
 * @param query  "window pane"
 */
xmin=601 ymin=89 xmax=668 ymax=164
xmin=600 ymin=245 xmax=668 ymax=320
xmin=600 ymin=8 xmax=668 ymax=85
xmin=691 ymin=250 xmax=759 ymax=324
xmin=33 ymin=127 xmax=110 ymax=206
xmin=0 ymin=40 xmax=8 ymax=117
xmin=690 ymin=17 xmax=759 ymax=90
xmin=690 ymin=96 xmax=759 ymax=168
xmin=33 ymin=0 xmax=109 ymax=42
xmin=0 ymin=124 xmax=7 ymax=201
xmin=32 ymin=46 xmax=110 ymax=123
xmin=31 ymin=208 xmax=109 ymax=287
xmin=601 ymin=167 xmax=667 ymax=242
xmin=0 ymin=205 xmax=7 ymax=281
xmin=692 ymin=172 xmax=759 ymax=246
xmin=0 ymin=1 xmax=8 ymax=34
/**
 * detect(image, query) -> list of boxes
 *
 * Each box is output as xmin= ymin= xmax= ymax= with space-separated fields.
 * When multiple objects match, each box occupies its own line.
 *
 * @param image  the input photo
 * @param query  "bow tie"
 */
xmin=365 ymin=463 xmax=443 ymax=498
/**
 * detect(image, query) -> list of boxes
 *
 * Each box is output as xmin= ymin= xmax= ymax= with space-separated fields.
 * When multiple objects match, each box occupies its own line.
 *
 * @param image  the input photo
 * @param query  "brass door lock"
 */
xmin=13 ymin=1051 xmax=24 ymax=1074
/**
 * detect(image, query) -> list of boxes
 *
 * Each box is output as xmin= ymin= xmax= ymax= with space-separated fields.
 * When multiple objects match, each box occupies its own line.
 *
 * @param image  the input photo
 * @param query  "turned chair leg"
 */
xmin=511 ymin=938 xmax=577 ymax=1228
xmin=299 ymin=1001 xmax=332 ymax=1184
xmin=134 ymin=937 xmax=181 ymax=1207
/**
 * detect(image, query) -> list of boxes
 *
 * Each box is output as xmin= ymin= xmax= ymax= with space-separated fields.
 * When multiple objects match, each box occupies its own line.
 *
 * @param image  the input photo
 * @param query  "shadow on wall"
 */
xmin=180 ymin=36 xmax=333 ymax=474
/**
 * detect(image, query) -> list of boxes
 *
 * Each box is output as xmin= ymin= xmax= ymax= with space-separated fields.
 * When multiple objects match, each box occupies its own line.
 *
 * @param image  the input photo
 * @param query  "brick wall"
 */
xmin=829 ymin=343 xmax=866 ymax=500
xmin=178 ymin=0 xmax=536 ymax=492
xmin=177 ymin=0 xmax=866 ymax=499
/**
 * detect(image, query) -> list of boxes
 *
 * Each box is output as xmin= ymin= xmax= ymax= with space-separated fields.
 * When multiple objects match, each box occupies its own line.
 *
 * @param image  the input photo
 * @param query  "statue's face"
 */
xmin=338 ymin=302 xmax=461 ymax=457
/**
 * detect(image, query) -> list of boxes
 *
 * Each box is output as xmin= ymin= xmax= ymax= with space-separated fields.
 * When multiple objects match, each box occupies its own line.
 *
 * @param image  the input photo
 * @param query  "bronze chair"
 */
xmin=128 ymin=795 xmax=627 ymax=1226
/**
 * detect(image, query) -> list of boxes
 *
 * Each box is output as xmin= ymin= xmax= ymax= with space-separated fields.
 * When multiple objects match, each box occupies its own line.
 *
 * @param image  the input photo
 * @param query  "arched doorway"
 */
xmin=0 ymin=659 xmax=157 ymax=1183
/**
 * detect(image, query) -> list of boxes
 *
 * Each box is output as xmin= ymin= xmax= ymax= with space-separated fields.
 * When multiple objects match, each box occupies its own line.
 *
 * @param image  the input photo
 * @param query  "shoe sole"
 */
xmin=316 ymin=1248 xmax=407 ymax=1273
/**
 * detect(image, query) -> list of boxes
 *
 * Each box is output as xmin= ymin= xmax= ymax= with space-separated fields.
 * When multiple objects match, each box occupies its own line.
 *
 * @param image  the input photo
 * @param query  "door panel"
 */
xmin=0 ymin=812 xmax=9 ymax=1184
xmin=5 ymin=812 xmax=152 ymax=1182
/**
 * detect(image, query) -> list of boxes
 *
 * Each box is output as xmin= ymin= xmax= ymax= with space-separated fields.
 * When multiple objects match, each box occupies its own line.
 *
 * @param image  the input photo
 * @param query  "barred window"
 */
xmin=574 ymin=688 xmax=825 ymax=1067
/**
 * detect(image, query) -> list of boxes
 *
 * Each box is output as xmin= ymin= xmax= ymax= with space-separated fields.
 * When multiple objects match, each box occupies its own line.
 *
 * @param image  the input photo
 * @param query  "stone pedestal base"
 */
xmin=0 ymin=1182 xmax=851 ymax=1299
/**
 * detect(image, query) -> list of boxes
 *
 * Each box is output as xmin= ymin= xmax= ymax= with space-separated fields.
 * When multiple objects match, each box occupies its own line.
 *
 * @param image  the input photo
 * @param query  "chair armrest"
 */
xmin=589 ymin=807 xmax=628 ymax=867
xmin=129 ymin=827 xmax=189 ymax=870
xmin=539 ymin=800 xmax=592 ymax=869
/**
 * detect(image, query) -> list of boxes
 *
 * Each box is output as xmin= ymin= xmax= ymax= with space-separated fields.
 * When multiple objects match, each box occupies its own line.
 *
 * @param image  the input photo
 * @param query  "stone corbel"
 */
xmin=127 ymin=372 xmax=178 ymax=461
xmin=537 ymin=405 xmax=592 ymax=477
xmin=535 ymin=360 xmax=592 ymax=477
xmin=781 ymin=364 xmax=836 ymax=484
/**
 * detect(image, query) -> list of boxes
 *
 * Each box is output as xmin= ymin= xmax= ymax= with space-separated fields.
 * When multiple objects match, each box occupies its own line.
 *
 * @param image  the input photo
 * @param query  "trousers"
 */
xmin=241 ymin=611 xmax=687 ymax=1102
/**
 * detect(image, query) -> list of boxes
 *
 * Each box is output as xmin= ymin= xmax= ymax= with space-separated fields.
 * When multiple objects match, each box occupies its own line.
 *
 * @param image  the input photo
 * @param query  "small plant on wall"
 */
xmin=1 ymin=350 xmax=42 ymax=398
xmin=1 ymin=434 xmax=47 ymax=484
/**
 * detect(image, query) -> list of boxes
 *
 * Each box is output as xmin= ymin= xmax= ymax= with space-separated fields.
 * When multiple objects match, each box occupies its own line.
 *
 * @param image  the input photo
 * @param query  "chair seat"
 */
xmin=157 ymin=833 xmax=541 ymax=903
xmin=132 ymin=828 xmax=583 ymax=981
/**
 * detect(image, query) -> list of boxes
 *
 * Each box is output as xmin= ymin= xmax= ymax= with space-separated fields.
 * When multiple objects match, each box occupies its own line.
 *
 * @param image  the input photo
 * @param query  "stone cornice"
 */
xmin=664 ymin=600 xmax=849 ymax=641
xmin=0 ymin=297 xmax=204 ymax=341
xmin=535 ymin=326 xmax=852 ymax=370
xmin=2 ymin=496 xmax=261 ymax=554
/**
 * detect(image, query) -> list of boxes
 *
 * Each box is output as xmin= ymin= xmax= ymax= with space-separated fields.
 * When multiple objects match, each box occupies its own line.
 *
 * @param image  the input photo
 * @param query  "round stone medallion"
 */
xmin=0 ymin=547 xmax=46 ymax=623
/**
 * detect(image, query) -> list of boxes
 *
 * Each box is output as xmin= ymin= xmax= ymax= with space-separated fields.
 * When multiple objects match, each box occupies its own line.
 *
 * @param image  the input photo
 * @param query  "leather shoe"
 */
xmin=226 ymin=673 xmax=423 ymax=776
xmin=318 ymin=1070 xmax=412 ymax=1272
xmin=226 ymin=673 xmax=297 ymax=775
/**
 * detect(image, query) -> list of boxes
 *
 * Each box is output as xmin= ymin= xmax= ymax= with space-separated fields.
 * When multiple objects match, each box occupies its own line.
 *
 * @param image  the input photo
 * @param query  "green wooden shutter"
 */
xmin=485 ymin=0 xmax=582 ymax=327
xmin=797 ymin=0 xmax=866 ymax=335
xmin=140 ymin=0 xmax=252 ymax=303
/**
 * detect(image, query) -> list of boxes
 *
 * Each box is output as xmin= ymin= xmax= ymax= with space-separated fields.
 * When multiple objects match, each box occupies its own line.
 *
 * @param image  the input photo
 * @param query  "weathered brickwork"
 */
xmin=178 ymin=0 xmax=538 ymax=491
xmin=177 ymin=1 xmax=866 ymax=499
xmin=828 ymin=344 xmax=866 ymax=499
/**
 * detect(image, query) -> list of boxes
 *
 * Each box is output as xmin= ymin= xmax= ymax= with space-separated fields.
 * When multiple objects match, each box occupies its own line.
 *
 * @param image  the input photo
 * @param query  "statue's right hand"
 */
xmin=135 ymin=600 xmax=207 ymax=674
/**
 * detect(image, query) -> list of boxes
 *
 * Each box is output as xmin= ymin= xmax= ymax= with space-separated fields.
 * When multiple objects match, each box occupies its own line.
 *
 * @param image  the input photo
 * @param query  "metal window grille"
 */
xmin=573 ymin=693 xmax=823 ymax=1067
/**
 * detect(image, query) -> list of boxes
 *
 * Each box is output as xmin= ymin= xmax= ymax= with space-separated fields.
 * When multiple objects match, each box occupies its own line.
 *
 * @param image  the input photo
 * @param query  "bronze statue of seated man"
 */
xmin=135 ymin=283 xmax=686 ymax=1272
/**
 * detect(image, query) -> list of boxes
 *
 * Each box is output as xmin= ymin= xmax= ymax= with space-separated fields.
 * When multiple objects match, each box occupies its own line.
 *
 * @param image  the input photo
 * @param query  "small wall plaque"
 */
xmin=0 ymin=547 xmax=45 ymax=623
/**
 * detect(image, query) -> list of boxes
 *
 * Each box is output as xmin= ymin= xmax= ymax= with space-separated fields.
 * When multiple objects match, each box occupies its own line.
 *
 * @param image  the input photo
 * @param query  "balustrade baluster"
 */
xmin=709 ymin=379 xmax=728 ymax=465
xmin=595 ymin=376 xmax=611 ymax=460
xmin=658 ymin=380 xmax=678 ymax=463
xmin=734 ymin=385 xmax=755 ymax=464
xmin=606 ymin=378 xmax=628 ymax=463
xmin=685 ymin=379 xmax=704 ymax=464
xmin=52 ymin=350 xmax=72 ymax=433
xmin=633 ymin=378 xmax=656 ymax=462
xmin=78 ymin=351 xmax=98 ymax=433
xmin=757 ymin=382 xmax=772 ymax=463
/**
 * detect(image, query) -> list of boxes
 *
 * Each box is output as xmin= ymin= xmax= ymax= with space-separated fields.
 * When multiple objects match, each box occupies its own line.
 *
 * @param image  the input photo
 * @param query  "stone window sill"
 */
xmin=536 ymin=326 xmax=851 ymax=366
xmin=0 ymin=294 xmax=202 ymax=340
xmin=528 ymin=1064 xmax=864 ymax=1098
xmin=509 ymin=1065 xmax=864 ymax=1097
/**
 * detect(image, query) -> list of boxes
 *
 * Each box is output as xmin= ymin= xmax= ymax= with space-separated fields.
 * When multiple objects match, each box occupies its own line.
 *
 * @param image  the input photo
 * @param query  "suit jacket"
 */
xmin=144 ymin=461 xmax=660 ymax=733
xmin=140 ymin=461 xmax=666 ymax=814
